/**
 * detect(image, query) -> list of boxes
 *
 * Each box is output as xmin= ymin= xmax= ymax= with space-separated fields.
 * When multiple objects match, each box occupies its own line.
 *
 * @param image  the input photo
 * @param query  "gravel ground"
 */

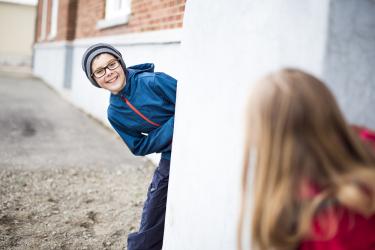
xmin=0 ymin=71 xmax=156 ymax=249
xmin=0 ymin=164 xmax=154 ymax=250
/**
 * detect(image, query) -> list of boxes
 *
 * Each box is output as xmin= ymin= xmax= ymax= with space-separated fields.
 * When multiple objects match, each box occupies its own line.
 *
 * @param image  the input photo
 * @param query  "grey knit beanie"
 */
xmin=81 ymin=43 xmax=127 ymax=88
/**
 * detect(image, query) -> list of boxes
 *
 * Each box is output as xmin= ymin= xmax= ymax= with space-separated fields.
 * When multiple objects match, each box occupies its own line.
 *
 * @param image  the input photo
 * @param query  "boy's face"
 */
xmin=91 ymin=53 xmax=126 ymax=94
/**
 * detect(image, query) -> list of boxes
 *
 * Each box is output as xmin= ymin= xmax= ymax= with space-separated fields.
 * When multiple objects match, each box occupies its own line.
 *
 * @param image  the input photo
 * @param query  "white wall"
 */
xmin=164 ymin=1 xmax=331 ymax=249
xmin=165 ymin=0 xmax=375 ymax=249
xmin=33 ymin=42 xmax=68 ymax=91
xmin=322 ymin=0 xmax=375 ymax=127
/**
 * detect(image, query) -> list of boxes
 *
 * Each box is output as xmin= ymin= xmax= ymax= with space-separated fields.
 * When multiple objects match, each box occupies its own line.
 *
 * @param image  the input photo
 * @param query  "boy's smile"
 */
xmin=91 ymin=53 xmax=126 ymax=94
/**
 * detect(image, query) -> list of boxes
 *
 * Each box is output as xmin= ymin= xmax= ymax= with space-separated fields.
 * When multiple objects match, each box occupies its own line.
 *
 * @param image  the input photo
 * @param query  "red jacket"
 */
xmin=299 ymin=207 xmax=375 ymax=250
xmin=299 ymin=126 xmax=375 ymax=250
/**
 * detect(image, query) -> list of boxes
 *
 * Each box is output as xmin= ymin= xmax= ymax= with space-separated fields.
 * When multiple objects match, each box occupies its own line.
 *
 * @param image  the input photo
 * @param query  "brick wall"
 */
xmin=35 ymin=0 xmax=43 ymax=41
xmin=75 ymin=0 xmax=104 ymax=39
xmin=36 ymin=0 xmax=186 ymax=42
xmin=46 ymin=0 xmax=52 ymax=38
xmin=130 ymin=0 xmax=185 ymax=31
xmin=75 ymin=0 xmax=185 ymax=39
xmin=57 ymin=0 xmax=78 ymax=41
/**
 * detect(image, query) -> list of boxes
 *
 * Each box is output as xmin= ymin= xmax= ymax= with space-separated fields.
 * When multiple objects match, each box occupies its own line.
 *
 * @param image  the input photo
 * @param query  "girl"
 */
xmin=238 ymin=69 xmax=375 ymax=250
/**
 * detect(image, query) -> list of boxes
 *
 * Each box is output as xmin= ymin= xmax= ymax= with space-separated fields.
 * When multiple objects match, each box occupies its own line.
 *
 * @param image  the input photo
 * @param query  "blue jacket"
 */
xmin=107 ymin=63 xmax=176 ymax=160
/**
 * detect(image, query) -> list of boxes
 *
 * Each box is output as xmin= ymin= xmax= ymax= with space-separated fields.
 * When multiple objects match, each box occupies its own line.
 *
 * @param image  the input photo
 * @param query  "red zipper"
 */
xmin=121 ymin=96 xmax=161 ymax=127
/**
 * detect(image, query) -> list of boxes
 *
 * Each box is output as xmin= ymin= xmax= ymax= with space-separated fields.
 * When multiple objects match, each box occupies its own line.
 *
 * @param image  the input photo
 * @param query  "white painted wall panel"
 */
xmin=33 ymin=44 xmax=67 ymax=91
xmin=164 ymin=1 xmax=330 ymax=249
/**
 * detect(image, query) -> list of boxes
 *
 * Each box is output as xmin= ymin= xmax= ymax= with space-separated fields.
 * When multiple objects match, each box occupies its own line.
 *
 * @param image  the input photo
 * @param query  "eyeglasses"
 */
xmin=91 ymin=59 xmax=120 ymax=78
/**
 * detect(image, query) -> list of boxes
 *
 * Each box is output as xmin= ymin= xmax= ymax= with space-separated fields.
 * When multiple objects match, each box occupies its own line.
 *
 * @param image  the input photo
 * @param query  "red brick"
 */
xmin=36 ymin=0 xmax=186 ymax=41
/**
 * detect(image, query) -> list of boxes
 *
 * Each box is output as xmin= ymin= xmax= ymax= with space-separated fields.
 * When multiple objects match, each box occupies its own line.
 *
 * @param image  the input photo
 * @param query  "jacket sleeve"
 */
xmin=152 ymin=72 xmax=177 ymax=104
xmin=109 ymin=114 xmax=174 ymax=156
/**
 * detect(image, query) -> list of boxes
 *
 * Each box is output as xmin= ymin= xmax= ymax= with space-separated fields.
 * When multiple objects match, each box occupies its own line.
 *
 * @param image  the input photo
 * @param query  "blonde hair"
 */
xmin=238 ymin=69 xmax=375 ymax=250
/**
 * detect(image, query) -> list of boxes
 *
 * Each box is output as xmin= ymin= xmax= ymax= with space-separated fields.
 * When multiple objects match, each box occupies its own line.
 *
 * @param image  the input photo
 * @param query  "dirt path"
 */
xmin=0 ymin=71 xmax=155 ymax=249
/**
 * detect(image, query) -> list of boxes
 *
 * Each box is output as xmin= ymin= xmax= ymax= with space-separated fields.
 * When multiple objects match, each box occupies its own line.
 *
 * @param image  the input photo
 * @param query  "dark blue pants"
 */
xmin=127 ymin=158 xmax=170 ymax=250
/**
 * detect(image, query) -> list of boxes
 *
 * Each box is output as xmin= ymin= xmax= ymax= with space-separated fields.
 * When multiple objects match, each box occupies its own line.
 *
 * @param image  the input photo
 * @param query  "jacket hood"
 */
xmin=115 ymin=63 xmax=155 ymax=96
xmin=127 ymin=63 xmax=155 ymax=78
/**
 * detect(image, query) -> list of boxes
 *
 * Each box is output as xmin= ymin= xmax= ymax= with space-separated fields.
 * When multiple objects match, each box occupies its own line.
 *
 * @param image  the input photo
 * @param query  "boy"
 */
xmin=82 ymin=43 xmax=176 ymax=250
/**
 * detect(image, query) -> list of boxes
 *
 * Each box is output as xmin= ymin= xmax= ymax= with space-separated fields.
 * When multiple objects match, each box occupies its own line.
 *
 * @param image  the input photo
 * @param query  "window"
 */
xmin=97 ymin=0 xmax=131 ymax=29
xmin=48 ymin=0 xmax=59 ymax=39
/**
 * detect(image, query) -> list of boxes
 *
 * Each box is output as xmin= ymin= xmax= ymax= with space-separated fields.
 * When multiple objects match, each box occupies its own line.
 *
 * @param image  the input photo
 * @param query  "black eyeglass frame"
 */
xmin=91 ymin=59 xmax=121 ymax=78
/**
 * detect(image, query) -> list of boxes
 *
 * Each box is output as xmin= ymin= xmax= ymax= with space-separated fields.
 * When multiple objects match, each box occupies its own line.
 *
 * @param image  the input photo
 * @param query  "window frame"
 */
xmin=48 ymin=0 xmax=59 ymax=39
xmin=96 ymin=0 xmax=131 ymax=30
